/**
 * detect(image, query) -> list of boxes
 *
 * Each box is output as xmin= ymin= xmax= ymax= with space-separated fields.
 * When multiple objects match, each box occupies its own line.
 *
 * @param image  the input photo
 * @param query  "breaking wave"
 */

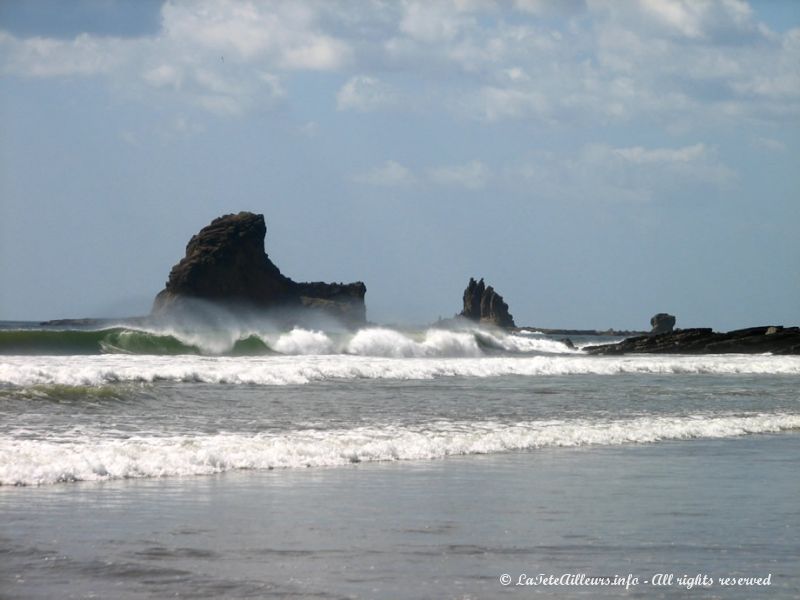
xmin=0 ymin=326 xmax=578 ymax=357
xmin=2 ymin=413 xmax=798 ymax=486
xmin=1 ymin=353 xmax=799 ymax=387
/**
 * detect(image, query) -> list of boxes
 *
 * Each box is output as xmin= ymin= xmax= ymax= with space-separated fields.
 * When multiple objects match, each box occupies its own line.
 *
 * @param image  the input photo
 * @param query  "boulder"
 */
xmin=152 ymin=212 xmax=366 ymax=325
xmin=650 ymin=313 xmax=676 ymax=335
xmin=460 ymin=278 xmax=516 ymax=328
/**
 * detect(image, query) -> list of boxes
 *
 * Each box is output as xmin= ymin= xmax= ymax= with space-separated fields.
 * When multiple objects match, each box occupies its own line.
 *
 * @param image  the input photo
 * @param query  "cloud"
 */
xmin=633 ymin=0 xmax=759 ymax=41
xmin=298 ymin=121 xmax=318 ymax=137
xmin=429 ymin=160 xmax=490 ymax=189
xmin=354 ymin=159 xmax=491 ymax=189
xmin=143 ymin=63 xmax=182 ymax=89
xmin=612 ymin=143 xmax=708 ymax=164
xmin=0 ymin=31 xmax=126 ymax=77
xmin=352 ymin=161 xmax=416 ymax=186
xmin=752 ymin=136 xmax=786 ymax=152
xmin=0 ymin=0 xmax=797 ymax=125
xmin=475 ymin=86 xmax=551 ymax=121
xmin=0 ymin=0 xmax=347 ymax=116
xmin=508 ymin=141 xmax=737 ymax=205
xmin=336 ymin=75 xmax=396 ymax=111
xmin=397 ymin=2 xmax=475 ymax=44
xmin=586 ymin=142 xmax=736 ymax=186
xmin=159 ymin=1 xmax=350 ymax=69
xmin=380 ymin=0 xmax=799 ymax=124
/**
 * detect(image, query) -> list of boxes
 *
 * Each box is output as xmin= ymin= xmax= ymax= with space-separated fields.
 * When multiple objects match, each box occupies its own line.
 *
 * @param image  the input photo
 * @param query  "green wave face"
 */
xmin=0 ymin=328 xmax=228 ymax=356
xmin=98 ymin=329 xmax=200 ymax=355
xmin=0 ymin=328 xmax=282 ymax=356
xmin=0 ymin=328 xmax=114 ymax=355
xmin=230 ymin=334 xmax=274 ymax=356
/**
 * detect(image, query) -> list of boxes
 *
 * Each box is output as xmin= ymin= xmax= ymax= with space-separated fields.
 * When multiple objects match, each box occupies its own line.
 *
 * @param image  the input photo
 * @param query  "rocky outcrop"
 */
xmin=584 ymin=326 xmax=800 ymax=355
xmin=152 ymin=212 xmax=366 ymax=325
xmin=460 ymin=278 xmax=516 ymax=328
xmin=650 ymin=313 xmax=676 ymax=335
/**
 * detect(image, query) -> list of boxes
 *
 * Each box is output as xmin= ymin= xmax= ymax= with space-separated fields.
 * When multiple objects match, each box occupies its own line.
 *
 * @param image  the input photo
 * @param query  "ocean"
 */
xmin=1 ymin=321 xmax=798 ymax=598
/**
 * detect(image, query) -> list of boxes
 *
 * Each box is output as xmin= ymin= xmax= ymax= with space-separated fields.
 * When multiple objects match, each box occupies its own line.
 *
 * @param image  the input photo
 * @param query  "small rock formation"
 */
xmin=650 ymin=313 xmax=676 ymax=335
xmin=583 ymin=326 xmax=800 ymax=355
xmin=460 ymin=278 xmax=516 ymax=328
xmin=152 ymin=212 xmax=366 ymax=325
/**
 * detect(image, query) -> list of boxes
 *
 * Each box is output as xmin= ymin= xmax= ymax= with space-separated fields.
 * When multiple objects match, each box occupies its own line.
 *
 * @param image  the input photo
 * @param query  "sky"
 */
xmin=0 ymin=0 xmax=798 ymax=330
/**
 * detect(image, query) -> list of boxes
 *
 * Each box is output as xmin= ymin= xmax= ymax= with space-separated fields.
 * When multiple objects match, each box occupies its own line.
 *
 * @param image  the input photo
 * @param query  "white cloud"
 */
xmin=0 ymin=32 xmax=126 ymax=77
xmin=298 ymin=121 xmax=318 ymax=137
xmin=0 ymin=0 xmax=798 ymax=125
xmin=337 ymin=75 xmax=395 ymax=111
xmin=398 ymin=2 xmax=475 ymax=44
xmin=429 ymin=160 xmax=490 ymax=189
xmin=752 ymin=136 xmax=786 ymax=152
xmin=583 ymin=142 xmax=737 ymax=191
xmin=353 ymin=159 xmax=492 ymax=189
xmin=613 ymin=143 xmax=708 ymax=164
xmin=171 ymin=115 xmax=205 ymax=134
xmin=638 ymin=0 xmax=707 ymax=38
xmin=475 ymin=86 xmax=551 ymax=121
xmin=594 ymin=0 xmax=760 ymax=42
xmin=0 ymin=0 xmax=347 ymax=116
xmin=507 ymin=141 xmax=737 ymax=205
xmin=353 ymin=161 xmax=416 ymax=186
xmin=159 ymin=1 xmax=350 ymax=69
xmin=143 ymin=64 xmax=182 ymax=89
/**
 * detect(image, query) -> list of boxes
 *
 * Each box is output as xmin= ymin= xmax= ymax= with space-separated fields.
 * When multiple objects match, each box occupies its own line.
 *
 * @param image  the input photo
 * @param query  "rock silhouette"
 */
xmin=460 ymin=278 xmax=516 ymax=328
xmin=152 ymin=212 xmax=366 ymax=325
xmin=650 ymin=313 xmax=676 ymax=334
xmin=584 ymin=326 xmax=800 ymax=355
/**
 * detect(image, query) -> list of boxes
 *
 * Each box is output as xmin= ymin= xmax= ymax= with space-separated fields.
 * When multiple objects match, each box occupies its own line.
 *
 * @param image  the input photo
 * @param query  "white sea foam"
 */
xmin=2 ymin=413 xmax=797 ymax=486
xmin=345 ymin=328 xmax=483 ymax=357
xmin=1 ymin=353 xmax=799 ymax=387
xmin=272 ymin=328 xmax=335 ymax=355
xmin=478 ymin=330 xmax=581 ymax=354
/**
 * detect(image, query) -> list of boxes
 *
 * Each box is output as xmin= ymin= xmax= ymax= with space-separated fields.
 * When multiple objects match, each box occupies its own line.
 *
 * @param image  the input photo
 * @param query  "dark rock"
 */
xmin=460 ymin=278 xmax=516 ymax=328
xmin=560 ymin=337 xmax=576 ymax=350
xmin=584 ymin=326 xmax=800 ymax=355
xmin=152 ymin=212 xmax=366 ymax=325
xmin=650 ymin=313 xmax=676 ymax=335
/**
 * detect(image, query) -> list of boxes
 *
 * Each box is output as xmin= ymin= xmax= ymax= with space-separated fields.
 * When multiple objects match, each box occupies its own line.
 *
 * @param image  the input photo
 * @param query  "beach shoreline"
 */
xmin=2 ymin=433 xmax=798 ymax=599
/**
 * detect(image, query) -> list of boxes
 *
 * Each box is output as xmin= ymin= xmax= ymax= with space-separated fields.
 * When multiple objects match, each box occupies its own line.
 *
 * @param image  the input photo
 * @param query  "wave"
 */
xmin=0 ymin=326 xmax=578 ymax=357
xmin=1 ymin=353 xmax=799 ymax=387
xmin=2 ymin=413 xmax=797 ymax=486
xmin=0 ymin=328 xmax=203 ymax=356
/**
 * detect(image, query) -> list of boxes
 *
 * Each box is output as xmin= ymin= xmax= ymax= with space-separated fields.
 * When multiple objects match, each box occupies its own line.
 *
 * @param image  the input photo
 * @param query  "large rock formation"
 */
xmin=460 ymin=277 xmax=516 ymax=328
xmin=650 ymin=313 xmax=676 ymax=334
xmin=584 ymin=326 xmax=800 ymax=355
xmin=152 ymin=212 xmax=366 ymax=325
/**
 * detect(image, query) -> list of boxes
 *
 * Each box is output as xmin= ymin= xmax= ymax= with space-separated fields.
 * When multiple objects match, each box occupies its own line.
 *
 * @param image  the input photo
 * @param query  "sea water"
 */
xmin=0 ymin=322 xmax=798 ymax=598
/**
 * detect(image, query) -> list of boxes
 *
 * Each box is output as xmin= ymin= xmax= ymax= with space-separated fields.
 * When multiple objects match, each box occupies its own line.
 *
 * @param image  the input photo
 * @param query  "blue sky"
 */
xmin=1 ymin=0 xmax=798 ymax=329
